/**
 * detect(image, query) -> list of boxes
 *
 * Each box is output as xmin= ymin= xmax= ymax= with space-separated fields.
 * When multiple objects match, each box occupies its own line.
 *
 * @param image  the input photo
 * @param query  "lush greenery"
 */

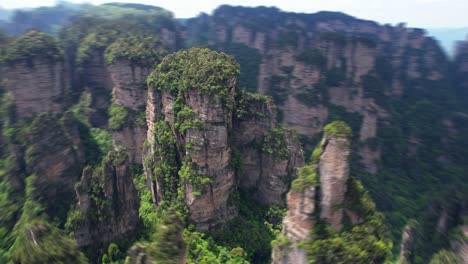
xmin=262 ymin=128 xmax=291 ymax=161
xmin=104 ymin=35 xmax=165 ymax=67
xmin=0 ymin=30 xmax=63 ymax=64
xmin=9 ymin=176 xmax=87 ymax=263
xmin=224 ymin=43 xmax=262 ymax=92
xmin=296 ymin=48 xmax=327 ymax=68
xmin=235 ymin=89 xmax=273 ymax=120
xmin=148 ymin=48 xmax=240 ymax=101
xmin=323 ymin=121 xmax=352 ymax=139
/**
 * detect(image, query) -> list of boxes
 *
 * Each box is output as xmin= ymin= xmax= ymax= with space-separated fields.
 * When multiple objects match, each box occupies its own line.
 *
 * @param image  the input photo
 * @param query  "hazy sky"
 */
xmin=1 ymin=0 xmax=467 ymax=28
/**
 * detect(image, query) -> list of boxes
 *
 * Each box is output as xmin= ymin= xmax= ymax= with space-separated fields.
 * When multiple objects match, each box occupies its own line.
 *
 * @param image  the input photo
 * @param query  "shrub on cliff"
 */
xmin=148 ymin=48 xmax=240 ymax=101
xmin=105 ymin=35 xmax=166 ymax=67
xmin=1 ymin=30 xmax=63 ymax=64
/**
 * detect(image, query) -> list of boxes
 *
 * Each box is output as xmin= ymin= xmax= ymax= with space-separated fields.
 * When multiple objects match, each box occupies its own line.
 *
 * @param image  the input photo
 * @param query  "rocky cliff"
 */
xmin=1 ymin=30 xmax=65 ymax=118
xmin=107 ymin=60 xmax=151 ymax=164
xmin=145 ymin=48 xmax=238 ymax=230
xmin=72 ymin=150 xmax=140 ymax=249
xmin=186 ymin=6 xmax=448 ymax=175
xmin=144 ymin=48 xmax=304 ymax=230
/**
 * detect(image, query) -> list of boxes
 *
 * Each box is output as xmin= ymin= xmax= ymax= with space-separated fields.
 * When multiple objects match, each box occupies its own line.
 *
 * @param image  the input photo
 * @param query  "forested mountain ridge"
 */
xmin=0 ymin=3 xmax=466 ymax=264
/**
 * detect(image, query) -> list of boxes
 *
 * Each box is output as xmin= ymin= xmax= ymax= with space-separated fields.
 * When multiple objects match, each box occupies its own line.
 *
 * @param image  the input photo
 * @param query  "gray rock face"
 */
xmin=108 ymin=61 xmax=150 ymax=111
xmin=145 ymin=78 xmax=238 ymax=230
xmin=2 ymin=59 xmax=65 ymax=118
xmin=318 ymin=135 xmax=351 ymax=230
xmin=108 ymin=60 xmax=151 ymax=164
xmin=74 ymin=152 xmax=140 ymax=248
xmin=398 ymin=225 xmax=416 ymax=264
xmin=25 ymin=113 xmax=85 ymax=215
xmin=233 ymin=92 xmax=305 ymax=205
xmin=170 ymin=87 xmax=237 ymax=230
xmin=272 ymin=125 xmax=352 ymax=264
xmin=187 ymin=8 xmax=447 ymax=175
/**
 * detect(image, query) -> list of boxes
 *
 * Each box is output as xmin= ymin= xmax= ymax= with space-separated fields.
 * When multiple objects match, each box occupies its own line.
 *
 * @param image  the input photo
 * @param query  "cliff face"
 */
xmin=186 ymin=7 xmax=447 ymax=174
xmin=144 ymin=48 xmax=304 ymax=230
xmin=24 ymin=113 xmax=85 ymax=219
xmin=73 ymin=150 xmax=140 ymax=248
xmin=398 ymin=224 xmax=416 ymax=264
xmin=233 ymin=90 xmax=304 ymax=205
xmin=108 ymin=61 xmax=151 ymax=164
xmin=1 ymin=58 xmax=65 ymax=118
xmin=144 ymin=49 xmax=238 ymax=230
xmin=318 ymin=132 xmax=351 ymax=230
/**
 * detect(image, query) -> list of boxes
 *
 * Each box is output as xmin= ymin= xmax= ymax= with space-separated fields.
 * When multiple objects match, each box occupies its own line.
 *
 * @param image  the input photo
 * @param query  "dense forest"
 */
xmin=0 ymin=2 xmax=466 ymax=264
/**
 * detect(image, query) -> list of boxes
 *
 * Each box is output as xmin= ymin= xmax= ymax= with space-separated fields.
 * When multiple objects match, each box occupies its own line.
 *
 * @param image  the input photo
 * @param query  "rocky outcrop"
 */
xmin=144 ymin=48 xmax=238 ymax=230
xmin=2 ymin=60 xmax=65 ymax=118
xmin=108 ymin=61 xmax=150 ymax=110
xmin=144 ymin=48 xmax=305 ymax=230
xmin=272 ymin=121 xmax=354 ymax=264
xmin=108 ymin=61 xmax=151 ymax=163
xmin=318 ymin=131 xmax=351 ymax=230
xmin=73 ymin=150 xmax=140 ymax=248
xmin=25 ymin=113 xmax=85 ymax=218
xmin=398 ymin=224 xmax=416 ymax=264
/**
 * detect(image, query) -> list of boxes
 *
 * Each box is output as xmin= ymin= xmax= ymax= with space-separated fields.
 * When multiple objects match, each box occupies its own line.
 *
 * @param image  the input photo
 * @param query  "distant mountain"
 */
xmin=427 ymin=27 xmax=468 ymax=55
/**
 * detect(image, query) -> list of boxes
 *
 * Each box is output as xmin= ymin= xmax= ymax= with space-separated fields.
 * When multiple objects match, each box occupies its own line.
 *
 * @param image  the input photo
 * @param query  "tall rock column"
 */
xmin=272 ymin=121 xmax=353 ymax=264
xmin=105 ymin=36 xmax=166 ymax=163
xmin=145 ymin=48 xmax=240 ymax=230
xmin=318 ymin=122 xmax=352 ymax=230
xmin=1 ymin=30 xmax=65 ymax=118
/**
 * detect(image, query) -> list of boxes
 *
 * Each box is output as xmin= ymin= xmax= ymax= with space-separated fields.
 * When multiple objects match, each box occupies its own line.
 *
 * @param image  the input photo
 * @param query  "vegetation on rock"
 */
xmin=1 ymin=30 xmax=63 ymax=64
xmin=148 ymin=48 xmax=240 ymax=101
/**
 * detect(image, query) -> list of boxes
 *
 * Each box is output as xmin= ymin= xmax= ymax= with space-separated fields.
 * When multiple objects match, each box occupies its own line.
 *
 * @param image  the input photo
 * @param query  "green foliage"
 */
xmin=296 ymin=48 xmax=327 ymax=68
xmin=306 ymin=223 xmax=391 ymax=264
xmin=291 ymin=143 xmax=321 ymax=191
xmin=305 ymin=177 xmax=392 ymax=264
xmin=151 ymin=120 xmax=179 ymax=204
xmin=235 ymin=89 xmax=273 ymax=120
xmin=148 ymin=48 xmax=240 ymax=103
xmin=104 ymin=35 xmax=165 ymax=67
xmin=90 ymin=128 xmax=113 ymax=155
xmin=185 ymin=230 xmax=249 ymax=264
xmin=262 ymin=128 xmax=291 ymax=161
xmin=102 ymin=243 xmax=123 ymax=264
xmin=1 ymin=30 xmax=63 ymax=64
xmin=179 ymin=159 xmax=211 ymax=197
xmin=361 ymin=73 xmax=387 ymax=106
xmin=146 ymin=210 xmax=185 ymax=264
xmin=210 ymin=191 xmax=276 ymax=263
xmin=323 ymin=121 xmax=352 ymax=139
xmin=291 ymin=165 xmax=319 ymax=192
xmin=267 ymin=75 xmax=288 ymax=105
xmin=108 ymin=104 xmax=130 ymax=131
xmin=224 ymin=43 xmax=262 ymax=92
xmin=175 ymin=106 xmax=203 ymax=133
xmin=9 ymin=175 xmax=87 ymax=264
xmin=428 ymin=250 xmax=461 ymax=264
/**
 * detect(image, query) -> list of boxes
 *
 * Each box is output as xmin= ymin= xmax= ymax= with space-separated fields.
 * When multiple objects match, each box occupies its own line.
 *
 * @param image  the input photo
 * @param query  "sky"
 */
xmin=1 ymin=0 xmax=468 ymax=28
